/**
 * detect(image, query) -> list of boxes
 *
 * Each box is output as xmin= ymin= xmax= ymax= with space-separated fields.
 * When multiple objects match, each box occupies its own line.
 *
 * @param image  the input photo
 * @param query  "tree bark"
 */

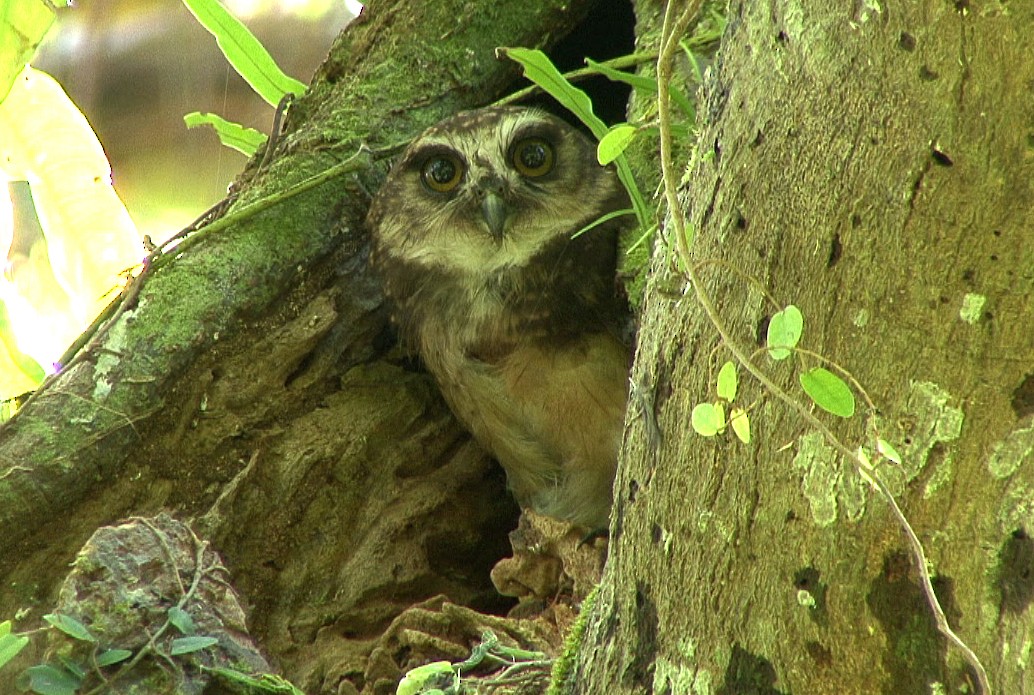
xmin=573 ymin=1 xmax=1034 ymax=693
xmin=0 ymin=1 xmax=601 ymax=692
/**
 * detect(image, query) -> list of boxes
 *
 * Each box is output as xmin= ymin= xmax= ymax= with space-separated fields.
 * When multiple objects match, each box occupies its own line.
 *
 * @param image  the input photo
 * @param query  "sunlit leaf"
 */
xmin=877 ymin=438 xmax=901 ymax=464
xmin=184 ymin=111 xmax=266 ymax=155
xmin=730 ymin=407 xmax=751 ymax=443
xmin=691 ymin=402 xmax=725 ymax=437
xmin=767 ymin=305 xmax=803 ymax=360
xmin=597 ymin=125 xmax=637 ymax=165
xmin=0 ymin=66 xmax=143 ymax=387
xmin=0 ymin=632 xmax=28 ymax=669
xmin=800 ymin=367 xmax=855 ymax=417
xmin=0 ymin=0 xmax=59 ymax=102
xmin=180 ymin=0 xmax=307 ymax=106
xmin=396 ymin=661 xmax=453 ymax=695
xmin=584 ymin=58 xmax=695 ymax=119
xmin=716 ymin=360 xmax=737 ymax=401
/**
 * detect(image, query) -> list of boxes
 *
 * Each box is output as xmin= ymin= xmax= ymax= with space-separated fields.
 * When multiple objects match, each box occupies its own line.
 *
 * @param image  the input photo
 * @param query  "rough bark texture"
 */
xmin=573 ymin=1 xmax=1034 ymax=693
xmin=0 ymin=1 xmax=610 ymax=693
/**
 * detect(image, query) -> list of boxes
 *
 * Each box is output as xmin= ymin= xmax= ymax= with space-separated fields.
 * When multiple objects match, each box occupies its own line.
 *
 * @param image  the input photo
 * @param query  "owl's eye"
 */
xmin=511 ymin=138 xmax=555 ymax=178
xmin=421 ymin=154 xmax=464 ymax=193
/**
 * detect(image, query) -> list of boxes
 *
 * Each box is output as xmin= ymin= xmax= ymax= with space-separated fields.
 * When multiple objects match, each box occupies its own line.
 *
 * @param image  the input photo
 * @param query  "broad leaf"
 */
xmin=800 ymin=367 xmax=855 ymax=417
xmin=180 ymin=0 xmax=307 ymax=106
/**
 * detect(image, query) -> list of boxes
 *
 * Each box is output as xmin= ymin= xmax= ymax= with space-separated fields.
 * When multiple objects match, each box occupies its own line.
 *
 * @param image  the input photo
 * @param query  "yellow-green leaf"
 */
xmin=730 ymin=407 xmax=750 ymax=444
xmin=767 ymin=305 xmax=803 ymax=360
xmin=716 ymin=360 xmax=737 ymax=401
xmin=180 ymin=0 xmax=306 ymax=106
xmin=691 ymin=402 xmax=725 ymax=437
xmin=597 ymin=125 xmax=637 ymax=165
xmin=0 ymin=0 xmax=58 ymax=102
xmin=184 ymin=111 xmax=266 ymax=155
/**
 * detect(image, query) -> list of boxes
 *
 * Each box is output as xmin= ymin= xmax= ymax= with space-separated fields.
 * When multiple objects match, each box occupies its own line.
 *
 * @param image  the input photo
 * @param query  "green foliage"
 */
xmin=800 ymin=367 xmax=855 ymax=418
xmin=42 ymin=614 xmax=96 ymax=643
xmin=179 ymin=0 xmax=307 ymax=153
xmin=169 ymin=635 xmax=219 ymax=656
xmin=184 ymin=112 xmax=266 ymax=156
xmin=0 ymin=0 xmax=69 ymax=101
xmin=0 ymin=609 xmax=306 ymax=694
xmin=179 ymin=0 xmax=306 ymax=107
xmin=766 ymin=305 xmax=803 ymax=361
xmin=500 ymin=47 xmax=651 ymax=235
xmin=691 ymin=360 xmax=750 ymax=443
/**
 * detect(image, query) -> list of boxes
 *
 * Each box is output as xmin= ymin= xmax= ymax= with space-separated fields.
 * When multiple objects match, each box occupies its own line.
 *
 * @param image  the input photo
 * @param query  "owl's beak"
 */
xmin=481 ymin=192 xmax=507 ymax=242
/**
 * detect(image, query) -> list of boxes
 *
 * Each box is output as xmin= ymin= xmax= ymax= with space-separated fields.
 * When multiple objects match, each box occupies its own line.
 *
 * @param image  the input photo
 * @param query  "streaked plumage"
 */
xmin=367 ymin=106 xmax=631 ymax=528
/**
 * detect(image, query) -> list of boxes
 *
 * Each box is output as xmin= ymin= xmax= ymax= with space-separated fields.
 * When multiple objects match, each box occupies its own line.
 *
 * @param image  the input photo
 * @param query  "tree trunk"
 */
xmin=0 ymin=1 xmax=606 ymax=692
xmin=572 ymin=1 xmax=1034 ymax=693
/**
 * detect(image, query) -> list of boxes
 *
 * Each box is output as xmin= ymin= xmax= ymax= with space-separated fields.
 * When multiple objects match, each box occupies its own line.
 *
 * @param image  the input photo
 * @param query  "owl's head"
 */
xmin=367 ymin=106 xmax=628 ymax=278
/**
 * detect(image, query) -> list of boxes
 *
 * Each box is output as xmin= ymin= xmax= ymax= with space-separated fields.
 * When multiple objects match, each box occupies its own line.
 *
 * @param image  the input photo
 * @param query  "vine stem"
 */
xmin=655 ymin=2 xmax=990 ymax=692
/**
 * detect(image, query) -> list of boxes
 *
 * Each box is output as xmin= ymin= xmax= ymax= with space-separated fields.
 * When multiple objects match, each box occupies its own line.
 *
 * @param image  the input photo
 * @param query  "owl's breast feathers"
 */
xmin=375 ymin=224 xmax=630 ymax=528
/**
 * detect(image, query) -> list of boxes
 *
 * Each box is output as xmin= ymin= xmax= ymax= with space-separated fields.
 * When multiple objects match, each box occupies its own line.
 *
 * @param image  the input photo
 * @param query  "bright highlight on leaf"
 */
xmin=877 ymin=438 xmax=901 ymax=464
xmin=767 ymin=305 xmax=803 ymax=360
xmin=800 ymin=367 xmax=855 ymax=418
xmin=597 ymin=125 xmax=638 ymax=165
xmin=397 ymin=660 xmax=453 ymax=695
xmin=184 ymin=112 xmax=266 ymax=156
xmin=716 ymin=360 xmax=737 ymax=401
xmin=0 ymin=66 xmax=144 ymax=397
xmin=730 ymin=407 xmax=751 ymax=443
xmin=691 ymin=402 xmax=725 ymax=437
xmin=0 ymin=0 xmax=59 ymax=101
xmin=180 ymin=0 xmax=307 ymax=107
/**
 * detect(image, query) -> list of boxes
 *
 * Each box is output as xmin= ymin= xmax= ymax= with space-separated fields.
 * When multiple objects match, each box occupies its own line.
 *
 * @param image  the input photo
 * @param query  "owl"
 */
xmin=366 ymin=106 xmax=632 ymax=529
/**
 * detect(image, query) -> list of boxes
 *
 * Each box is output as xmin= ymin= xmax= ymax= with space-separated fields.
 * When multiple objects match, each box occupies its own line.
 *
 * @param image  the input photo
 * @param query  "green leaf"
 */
xmin=180 ymin=0 xmax=306 ymax=106
xmin=584 ymin=58 xmax=695 ymax=119
xmin=95 ymin=649 xmax=133 ymax=667
xmin=716 ymin=361 xmax=737 ymax=401
xmin=43 ymin=613 xmax=95 ymax=643
xmin=500 ymin=47 xmax=606 ymax=138
xmin=167 ymin=605 xmax=197 ymax=635
xmin=500 ymin=47 xmax=651 ymax=233
xmin=800 ymin=367 xmax=855 ymax=418
xmin=767 ymin=305 xmax=803 ymax=361
xmin=208 ymin=667 xmax=306 ymax=694
xmin=691 ymin=402 xmax=725 ymax=437
xmin=597 ymin=125 xmax=638 ymax=165
xmin=0 ymin=619 xmax=10 ymax=637
xmin=184 ymin=111 xmax=266 ymax=156
xmin=169 ymin=635 xmax=219 ymax=656
xmin=730 ymin=407 xmax=751 ymax=444
xmin=0 ymin=0 xmax=57 ymax=102
xmin=0 ymin=632 xmax=29 ymax=669
xmin=572 ymin=208 xmax=635 ymax=239
xmin=877 ymin=438 xmax=901 ymax=464
xmin=55 ymin=655 xmax=84 ymax=680
xmin=22 ymin=664 xmax=81 ymax=695
xmin=396 ymin=661 xmax=453 ymax=695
